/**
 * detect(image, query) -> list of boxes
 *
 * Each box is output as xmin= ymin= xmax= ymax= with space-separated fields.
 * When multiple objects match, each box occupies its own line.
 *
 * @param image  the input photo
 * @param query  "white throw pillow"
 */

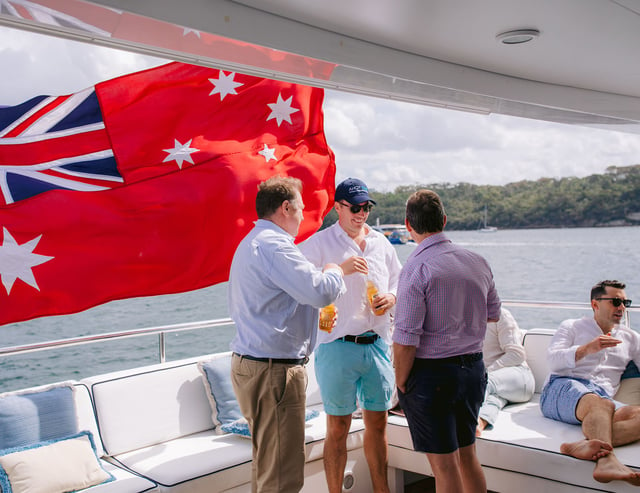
xmin=0 ymin=431 xmax=113 ymax=493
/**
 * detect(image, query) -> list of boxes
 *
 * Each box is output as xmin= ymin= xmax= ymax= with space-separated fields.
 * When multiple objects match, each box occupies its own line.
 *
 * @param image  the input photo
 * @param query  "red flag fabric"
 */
xmin=12 ymin=0 xmax=337 ymax=82
xmin=0 ymin=62 xmax=336 ymax=326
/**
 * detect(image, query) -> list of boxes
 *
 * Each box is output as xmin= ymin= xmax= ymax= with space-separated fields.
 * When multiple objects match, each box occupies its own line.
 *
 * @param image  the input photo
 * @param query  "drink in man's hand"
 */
xmin=319 ymin=304 xmax=336 ymax=332
xmin=366 ymin=280 xmax=385 ymax=316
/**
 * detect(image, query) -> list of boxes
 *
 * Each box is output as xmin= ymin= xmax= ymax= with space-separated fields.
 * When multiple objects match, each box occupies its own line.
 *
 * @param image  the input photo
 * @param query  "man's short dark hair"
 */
xmin=255 ymin=176 xmax=302 ymax=219
xmin=405 ymin=189 xmax=445 ymax=234
xmin=590 ymin=280 xmax=626 ymax=300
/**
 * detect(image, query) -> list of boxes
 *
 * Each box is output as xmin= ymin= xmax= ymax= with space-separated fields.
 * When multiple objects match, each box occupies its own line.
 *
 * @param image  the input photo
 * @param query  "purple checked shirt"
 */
xmin=393 ymin=232 xmax=501 ymax=358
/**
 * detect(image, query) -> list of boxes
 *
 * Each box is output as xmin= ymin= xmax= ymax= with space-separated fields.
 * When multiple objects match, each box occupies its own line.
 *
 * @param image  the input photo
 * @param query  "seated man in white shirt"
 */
xmin=476 ymin=307 xmax=535 ymax=435
xmin=540 ymin=280 xmax=640 ymax=487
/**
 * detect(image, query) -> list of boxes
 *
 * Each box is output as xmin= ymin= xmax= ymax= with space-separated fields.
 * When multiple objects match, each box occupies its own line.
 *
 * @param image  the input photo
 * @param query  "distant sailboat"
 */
xmin=479 ymin=205 xmax=498 ymax=232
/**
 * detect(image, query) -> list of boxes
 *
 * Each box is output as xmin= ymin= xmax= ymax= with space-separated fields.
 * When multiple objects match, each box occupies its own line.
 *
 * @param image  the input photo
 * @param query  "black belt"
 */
xmin=233 ymin=353 xmax=308 ymax=365
xmin=414 ymin=352 xmax=483 ymax=367
xmin=339 ymin=333 xmax=379 ymax=345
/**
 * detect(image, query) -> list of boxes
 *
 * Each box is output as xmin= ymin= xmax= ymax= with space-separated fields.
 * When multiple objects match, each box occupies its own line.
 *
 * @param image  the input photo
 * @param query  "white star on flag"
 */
xmin=0 ymin=228 xmax=53 ymax=295
xmin=258 ymin=144 xmax=277 ymax=162
xmin=183 ymin=28 xmax=201 ymax=38
xmin=162 ymin=139 xmax=199 ymax=168
xmin=208 ymin=71 xmax=244 ymax=100
xmin=267 ymin=93 xmax=299 ymax=126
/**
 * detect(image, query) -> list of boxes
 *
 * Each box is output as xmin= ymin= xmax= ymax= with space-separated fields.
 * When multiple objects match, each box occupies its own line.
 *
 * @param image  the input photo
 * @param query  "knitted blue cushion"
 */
xmin=0 ymin=383 xmax=77 ymax=450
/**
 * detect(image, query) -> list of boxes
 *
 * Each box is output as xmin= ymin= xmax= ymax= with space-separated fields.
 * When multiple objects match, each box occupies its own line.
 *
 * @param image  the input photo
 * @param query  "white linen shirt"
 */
xmin=300 ymin=222 xmax=402 ymax=344
xmin=483 ymin=307 xmax=529 ymax=372
xmin=228 ymin=220 xmax=345 ymax=359
xmin=547 ymin=316 xmax=640 ymax=397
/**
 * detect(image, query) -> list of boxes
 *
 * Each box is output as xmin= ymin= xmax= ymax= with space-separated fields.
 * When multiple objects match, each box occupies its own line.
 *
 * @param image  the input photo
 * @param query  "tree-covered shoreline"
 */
xmin=322 ymin=165 xmax=640 ymax=231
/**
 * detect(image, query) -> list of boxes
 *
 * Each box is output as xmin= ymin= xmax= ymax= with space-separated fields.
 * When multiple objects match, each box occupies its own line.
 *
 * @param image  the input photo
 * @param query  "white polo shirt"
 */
xmin=300 ymin=222 xmax=402 ymax=344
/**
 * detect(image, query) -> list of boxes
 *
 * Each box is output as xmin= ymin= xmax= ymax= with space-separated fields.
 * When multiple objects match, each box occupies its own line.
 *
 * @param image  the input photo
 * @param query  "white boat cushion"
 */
xmin=0 ymin=431 xmax=113 ymax=493
xmin=112 ymin=410 xmax=366 ymax=487
xmin=91 ymin=461 xmax=157 ymax=492
xmin=112 ymin=430 xmax=253 ymax=487
xmin=0 ymin=382 xmax=77 ymax=450
xmin=74 ymin=383 xmax=106 ymax=458
xmin=522 ymin=328 xmax=555 ymax=393
xmin=85 ymin=359 xmax=214 ymax=456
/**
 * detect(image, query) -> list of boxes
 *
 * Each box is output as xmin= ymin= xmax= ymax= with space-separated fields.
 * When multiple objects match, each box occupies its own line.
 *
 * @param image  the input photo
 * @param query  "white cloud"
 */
xmin=325 ymin=91 xmax=640 ymax=191
xmin=2 ymin=25 xmax=640 ymax=193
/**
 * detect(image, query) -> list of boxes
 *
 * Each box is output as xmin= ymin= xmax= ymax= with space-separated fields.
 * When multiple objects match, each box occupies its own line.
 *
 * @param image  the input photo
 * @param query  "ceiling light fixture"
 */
xmin=496 ymin=29 xmax=540 ymax=45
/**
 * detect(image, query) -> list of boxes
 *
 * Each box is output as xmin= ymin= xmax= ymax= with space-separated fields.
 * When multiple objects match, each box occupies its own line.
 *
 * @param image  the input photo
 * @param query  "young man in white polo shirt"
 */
xmin=301 ymin=177 xmax=401 ymax=493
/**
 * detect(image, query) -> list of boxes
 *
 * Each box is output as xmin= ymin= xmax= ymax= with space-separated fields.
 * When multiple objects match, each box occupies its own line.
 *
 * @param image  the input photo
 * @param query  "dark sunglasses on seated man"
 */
xmin=596 ymin=297 xmax=633 ymax=308
xmin=339 ymin=201 xmax=373 ymax=214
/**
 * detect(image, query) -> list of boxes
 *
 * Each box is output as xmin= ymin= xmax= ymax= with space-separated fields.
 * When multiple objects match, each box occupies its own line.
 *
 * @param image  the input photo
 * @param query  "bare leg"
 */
xmin=426 ymin=450 xmax=464 ymax=493
xmin=565 ymin=393 xmax=640 ymax=486
xmin=324 ymin=414 xmax=351 ymax=493
xmin=362 ymin=409 xmax=390 ymax=492
xmin=459 ymin=443 xmax=487 ymax=493
xmin=612 ymin=405 xmax=640 ymax=447
xmin=560 ymin=394 xmax=614 ymax=461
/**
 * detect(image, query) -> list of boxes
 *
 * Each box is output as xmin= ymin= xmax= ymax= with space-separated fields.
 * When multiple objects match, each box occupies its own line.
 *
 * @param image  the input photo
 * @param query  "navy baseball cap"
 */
xmin=335 ymin=178 xmax=376 ymax=205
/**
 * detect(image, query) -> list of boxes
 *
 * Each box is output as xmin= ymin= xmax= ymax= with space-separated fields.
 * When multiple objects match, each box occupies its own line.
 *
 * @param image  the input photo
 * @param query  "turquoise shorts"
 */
xmin=314 ymin=335 xmax=394 ymax=415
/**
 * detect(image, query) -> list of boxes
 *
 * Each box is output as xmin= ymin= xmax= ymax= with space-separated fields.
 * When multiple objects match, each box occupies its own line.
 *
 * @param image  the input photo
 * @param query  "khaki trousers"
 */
xmin=231 ymin=354 xmax=308 ymax=493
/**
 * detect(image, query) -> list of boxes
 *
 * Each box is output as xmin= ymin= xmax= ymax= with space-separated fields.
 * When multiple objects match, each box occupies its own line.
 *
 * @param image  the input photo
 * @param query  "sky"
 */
xmin=2 ymin=26 xmax=640 ymax=193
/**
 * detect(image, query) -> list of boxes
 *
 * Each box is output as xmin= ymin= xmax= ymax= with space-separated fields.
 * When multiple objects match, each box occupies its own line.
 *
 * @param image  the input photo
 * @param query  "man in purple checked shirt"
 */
xmin=393 ymin=189 xmax=501 ymax=493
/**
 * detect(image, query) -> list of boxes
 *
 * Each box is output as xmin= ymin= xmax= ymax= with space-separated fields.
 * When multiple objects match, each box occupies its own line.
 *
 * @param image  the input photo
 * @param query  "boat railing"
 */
xmin=0 ymin=317 xmax=235 ymax=362
xmin=0 ymin=300 xmax=637 ymax=364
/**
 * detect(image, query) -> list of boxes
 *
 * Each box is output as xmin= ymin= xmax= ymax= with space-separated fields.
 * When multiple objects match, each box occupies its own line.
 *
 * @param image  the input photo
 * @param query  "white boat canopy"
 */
xmin=2 ymin=0 xmax=640 ymax=132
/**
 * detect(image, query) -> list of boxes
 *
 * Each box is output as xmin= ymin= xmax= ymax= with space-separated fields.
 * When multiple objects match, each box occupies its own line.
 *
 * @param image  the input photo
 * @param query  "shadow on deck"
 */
xmin=404 ymin=476 xmax=498 ymax=492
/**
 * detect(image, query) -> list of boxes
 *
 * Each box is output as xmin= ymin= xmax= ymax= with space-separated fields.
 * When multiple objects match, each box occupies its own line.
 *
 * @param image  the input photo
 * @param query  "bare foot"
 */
xmin=593 ymin=454 xmax=640 ymax=486
xmin=560 ymin=439 xmax=613 ymax=461
xmin=476 ymin=418 xmax=488 ymax=437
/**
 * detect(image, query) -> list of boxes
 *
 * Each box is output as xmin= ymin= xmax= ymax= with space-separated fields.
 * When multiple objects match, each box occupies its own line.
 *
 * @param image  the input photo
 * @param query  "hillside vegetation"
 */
xmin=321 ymin=165 xmax=640 ymax=231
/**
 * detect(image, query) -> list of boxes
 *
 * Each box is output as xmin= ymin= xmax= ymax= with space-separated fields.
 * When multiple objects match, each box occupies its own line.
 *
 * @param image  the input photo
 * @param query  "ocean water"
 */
xmin=1 ymin=226 xmax=639 ymax=392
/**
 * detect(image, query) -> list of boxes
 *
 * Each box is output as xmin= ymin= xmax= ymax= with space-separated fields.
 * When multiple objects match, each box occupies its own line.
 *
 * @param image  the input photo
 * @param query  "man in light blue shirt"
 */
xmin=229 ymin=175 xmax=345 ymax=493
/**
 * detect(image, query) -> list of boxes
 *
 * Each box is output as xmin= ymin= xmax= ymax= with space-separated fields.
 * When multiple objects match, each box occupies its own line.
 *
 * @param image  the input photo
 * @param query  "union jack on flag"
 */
xmin=0 ymin=88 xmax=123 ymax=205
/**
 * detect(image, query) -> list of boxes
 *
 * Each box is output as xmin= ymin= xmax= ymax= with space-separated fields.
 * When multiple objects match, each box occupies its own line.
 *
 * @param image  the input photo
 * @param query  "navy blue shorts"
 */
xmin=398 ymin=353 xmax=487 ymax=454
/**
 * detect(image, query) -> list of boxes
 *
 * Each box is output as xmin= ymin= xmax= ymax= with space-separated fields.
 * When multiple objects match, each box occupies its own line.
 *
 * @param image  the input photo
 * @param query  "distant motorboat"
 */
xmin=373 ymin=221 xmax=412 ymax=244
xmin=479 ymin=205 xmax=498 ymax=233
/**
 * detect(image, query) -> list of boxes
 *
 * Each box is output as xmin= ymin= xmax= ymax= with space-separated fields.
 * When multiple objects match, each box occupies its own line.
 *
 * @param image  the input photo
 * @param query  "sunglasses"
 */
xmin=339 ymin=202 xmax=373 ymax=214
xmin=596 ymin=297 xmax=632 ymax=308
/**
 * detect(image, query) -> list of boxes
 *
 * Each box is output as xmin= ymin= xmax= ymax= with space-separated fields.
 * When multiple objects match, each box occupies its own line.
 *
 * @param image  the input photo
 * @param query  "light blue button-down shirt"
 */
xmin=229 ymin=220 xmax=345 ymax=359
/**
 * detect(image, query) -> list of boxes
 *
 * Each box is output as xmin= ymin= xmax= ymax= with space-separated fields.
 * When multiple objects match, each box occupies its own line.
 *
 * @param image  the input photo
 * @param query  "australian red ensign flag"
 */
xmin=0 ymin=62 xmax=336 ymax=325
